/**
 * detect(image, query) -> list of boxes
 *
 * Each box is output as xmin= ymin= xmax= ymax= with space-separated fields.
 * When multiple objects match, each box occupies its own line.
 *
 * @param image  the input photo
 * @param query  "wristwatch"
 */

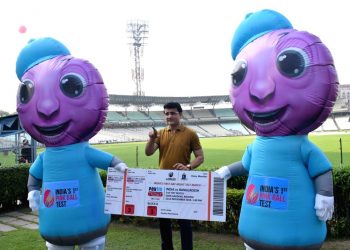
xmin=186 ymin=164 xmax=192 ymax=170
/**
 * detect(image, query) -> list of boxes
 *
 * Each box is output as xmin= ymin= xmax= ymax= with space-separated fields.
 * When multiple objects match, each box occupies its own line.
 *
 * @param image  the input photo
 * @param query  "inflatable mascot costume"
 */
xmin=16 ymin=37 xmax=128 ymax=250
xmin=216 ymin=10 xmax=338 ymax=250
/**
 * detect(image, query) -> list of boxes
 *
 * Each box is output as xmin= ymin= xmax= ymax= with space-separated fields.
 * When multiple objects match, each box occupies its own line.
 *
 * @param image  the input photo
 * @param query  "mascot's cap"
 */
xmin=231 ymin=9 xmax=293 ymax=60
xmin=16 ymin=37 xmax=71 ymax=80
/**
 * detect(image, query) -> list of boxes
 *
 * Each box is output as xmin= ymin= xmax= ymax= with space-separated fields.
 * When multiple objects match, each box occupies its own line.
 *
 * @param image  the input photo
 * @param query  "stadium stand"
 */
xmin=107 ymin=111 xmax=128 ymax=122
xmin=187 ymin=125 xmax=212 ymax=137
xmin=199 ymin=123 xmax=235 ymax=137
xmin=220 ymin=122 xmax=250 ymax=135
xmin=181 ymin=110 xmax=194 ymax=120
xmin=92 ymin=90 xmax=350 ymax=143
xmin=147 ymin=111 xmax=164 ymax=121
xmin=213 ymin=108 xmax=236 ymax=118
xmin=322 ymin=117 xmax=338 ymax=131
xmin=108 ymin=95 xmax=230 ymax=106
xmin=313 ymin=125 xmax=324 ymax=132
xmin=192 ymin=108 xmax=215 ymax=118
xmin=0 ymin=90 xmax=349 ymax=146
xmin=125 ymin=110 xmax=150 ymax=121
xmin=335 ymin=116 xmax=350 ymax=130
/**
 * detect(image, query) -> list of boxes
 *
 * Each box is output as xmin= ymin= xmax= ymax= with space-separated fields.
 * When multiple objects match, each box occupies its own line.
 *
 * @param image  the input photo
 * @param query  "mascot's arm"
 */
xmin=27 ymin=174 xmax=42 ymax=211
xmin=86 ymin=146 xmax=128 ymax=172
xmin=215 ymin=144 xmax=251 ymax=179
xmin=314 ymin=170 xmax=334 ymax=221
xmin=215 ymin=161 xmax=248 ymax=180
xmin=302 ymin=140 xmax=334 ymax=221
xmin=27 ymin=155 xmax=43 ymax=212
xmin=27 ymin=174 xmax=42 ymax=192
xmin=110 ymin=156 xmax=128 ymax=172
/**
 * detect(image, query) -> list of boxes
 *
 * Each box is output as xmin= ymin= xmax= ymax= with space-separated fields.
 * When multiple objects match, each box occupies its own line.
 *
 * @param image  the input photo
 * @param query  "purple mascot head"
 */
xmin=229 ymin=10 xmax=338 ymax=136
xmin=16 ymin=37 xmax=108 ymax=146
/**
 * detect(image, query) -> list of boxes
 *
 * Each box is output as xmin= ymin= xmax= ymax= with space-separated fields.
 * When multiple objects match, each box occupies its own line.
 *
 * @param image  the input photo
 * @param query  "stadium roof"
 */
xmin=0 ymin=114 xmax=24 ymax=137
xmin=109 ymin=95 xmax=231 ymax=106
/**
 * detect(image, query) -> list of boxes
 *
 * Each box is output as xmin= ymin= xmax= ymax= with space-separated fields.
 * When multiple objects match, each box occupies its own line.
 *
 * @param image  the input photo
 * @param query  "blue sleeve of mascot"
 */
xmin=29 ymin=153 xmax=44 ymax=180
xmin=242 ymin=144 xmax=252 ymax=172
xmin=301 ymin=140 xmax=332 ymax=178
xmin=85 ymin=145 xmax=114 ymax=170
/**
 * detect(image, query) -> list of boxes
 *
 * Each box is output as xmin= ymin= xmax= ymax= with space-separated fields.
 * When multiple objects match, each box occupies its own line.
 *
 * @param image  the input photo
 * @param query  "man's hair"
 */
xmin=164 ymin=102 xmax=183 ymax=113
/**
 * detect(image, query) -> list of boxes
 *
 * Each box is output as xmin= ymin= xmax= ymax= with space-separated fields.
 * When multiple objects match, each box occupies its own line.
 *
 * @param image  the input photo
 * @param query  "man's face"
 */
xmin=164 ymin=108 xmax=181 ymax=126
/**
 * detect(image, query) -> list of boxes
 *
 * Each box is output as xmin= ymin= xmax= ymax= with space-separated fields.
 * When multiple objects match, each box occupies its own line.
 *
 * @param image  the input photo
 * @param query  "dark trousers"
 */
xmin=159 ymin=218 xmax=193 ymax=250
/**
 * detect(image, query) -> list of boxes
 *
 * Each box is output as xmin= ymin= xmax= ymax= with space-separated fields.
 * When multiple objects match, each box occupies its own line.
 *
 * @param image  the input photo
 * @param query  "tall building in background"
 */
xmin=127 ymin=21 xmax=149 ymax=96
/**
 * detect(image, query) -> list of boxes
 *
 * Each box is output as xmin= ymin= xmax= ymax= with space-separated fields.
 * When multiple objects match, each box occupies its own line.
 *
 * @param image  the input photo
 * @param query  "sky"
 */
xmin=0 ymin=0 xmax=348 ymax=113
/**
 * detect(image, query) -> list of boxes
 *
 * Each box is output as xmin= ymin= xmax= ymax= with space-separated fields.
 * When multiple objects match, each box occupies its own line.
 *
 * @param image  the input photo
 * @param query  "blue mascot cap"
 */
xmin=16 ymin=37 xmax=71 ymax=80
xmin=231 ymin=9 xmax=293 ymax=60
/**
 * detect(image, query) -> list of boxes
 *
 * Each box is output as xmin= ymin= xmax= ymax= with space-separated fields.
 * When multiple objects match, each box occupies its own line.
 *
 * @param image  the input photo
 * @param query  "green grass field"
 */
xmin=0 ymin=219 xmax=245 ymax=250
xmin=1 ymin=220 xmax=349 ymax=250
xmin=1 ymin=133 xmax=349 ymax=169
xmin=95 ymin=133 xmax=350 ymax=170
xmin=1 ymin=134 xmax=349 ymax=249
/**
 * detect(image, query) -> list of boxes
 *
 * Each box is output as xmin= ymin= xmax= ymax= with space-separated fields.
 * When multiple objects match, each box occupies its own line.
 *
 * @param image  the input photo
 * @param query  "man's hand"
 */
xmin=149 ymin=127 xmax=158 ymax=140
xmin=173 ymin=163 xmax=191 ymax=170
xmin=314 ymin=193 xmax=334 ymax=221
xmin=27 ymin=190 xmax=40 ymax=212
xmin=215 ymin=166 xmax=231 ymax=180
xmin=112 ymin=162 xmax=128 ymax=173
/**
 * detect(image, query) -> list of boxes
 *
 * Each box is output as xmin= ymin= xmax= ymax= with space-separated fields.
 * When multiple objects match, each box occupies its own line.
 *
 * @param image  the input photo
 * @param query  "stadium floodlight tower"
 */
xmin=127 ymin=20 xmax=149 ymax=97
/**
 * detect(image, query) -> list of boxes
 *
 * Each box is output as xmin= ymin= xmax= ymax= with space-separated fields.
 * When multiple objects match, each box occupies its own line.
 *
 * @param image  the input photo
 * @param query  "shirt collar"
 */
xmin=166 ymin=124 xmax=185 ymax=132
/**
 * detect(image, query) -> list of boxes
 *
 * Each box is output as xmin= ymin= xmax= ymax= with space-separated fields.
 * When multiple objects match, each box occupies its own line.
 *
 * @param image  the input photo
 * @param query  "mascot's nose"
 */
xmin=249 ymin=80 xmax=276 ymax=103
xmin=37 ymin=97 xmax=60 ymax=119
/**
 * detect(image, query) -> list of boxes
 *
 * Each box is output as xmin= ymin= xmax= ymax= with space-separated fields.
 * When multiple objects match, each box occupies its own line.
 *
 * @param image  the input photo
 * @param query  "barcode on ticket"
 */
xmin=212 ymin=177 xmax=224 ymax=215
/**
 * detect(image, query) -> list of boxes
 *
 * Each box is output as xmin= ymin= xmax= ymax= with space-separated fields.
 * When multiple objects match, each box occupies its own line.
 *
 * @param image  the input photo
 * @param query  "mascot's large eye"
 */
xmin=277 ymin=48 xmax=308 ymax=78
xmin=19 ymin=80 xmax=34 ymax=104
xmin=231 ymin=60 xmax=247 ymax=87
xmin=60 ymin=73 xmax=87 ymax=98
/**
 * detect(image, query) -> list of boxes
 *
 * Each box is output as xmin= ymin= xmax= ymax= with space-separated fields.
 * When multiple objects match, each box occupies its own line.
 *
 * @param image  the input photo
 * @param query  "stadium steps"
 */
xmin=197 ymin=125 xmax=214 ymax=137
xmin=186 ymin=110 xmax=194 ymax=118
xmin=208 ymin=109 xmax=216 ymax=117
xmin=243 ymin=124 xmax=255 ymax=135
xmin=332 ymin=115 xmax=340 ymax=130
xmin=188 ymin=125 xmax=211 ymax=137
xmin=218 ymin=123 xmax=235 ymax=135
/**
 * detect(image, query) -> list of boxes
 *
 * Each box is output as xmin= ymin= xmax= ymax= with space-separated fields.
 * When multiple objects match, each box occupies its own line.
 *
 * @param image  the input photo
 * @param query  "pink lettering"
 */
xmin=259 ymin=192 xmax=271 ymax=200
xmin=272 ymin=194 xmax=285 ymax=202
xmin=67 ymin=194 xmax=78 ymax=200
xmin=56 ymin=195 xmax=66 ymax=201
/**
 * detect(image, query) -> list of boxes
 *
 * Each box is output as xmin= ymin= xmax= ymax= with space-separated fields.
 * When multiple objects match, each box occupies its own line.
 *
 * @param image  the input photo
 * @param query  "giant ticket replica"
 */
xmin=104 ymin=168 xmax=226 ymax=222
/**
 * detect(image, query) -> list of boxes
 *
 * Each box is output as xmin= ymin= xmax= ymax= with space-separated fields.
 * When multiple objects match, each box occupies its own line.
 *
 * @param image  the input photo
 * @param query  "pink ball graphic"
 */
xmin=19 ymin=25 xmax=27 ymax=34
xmin=44 ymin=189 xmax=54 ymax=207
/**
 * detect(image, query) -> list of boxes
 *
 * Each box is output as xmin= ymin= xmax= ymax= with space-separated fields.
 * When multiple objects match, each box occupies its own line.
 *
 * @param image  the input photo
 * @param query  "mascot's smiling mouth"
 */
xmin=35 ymin=122 xmax=69 ymax=136
xmin=247 ymin=107 xmax=286 ymax=125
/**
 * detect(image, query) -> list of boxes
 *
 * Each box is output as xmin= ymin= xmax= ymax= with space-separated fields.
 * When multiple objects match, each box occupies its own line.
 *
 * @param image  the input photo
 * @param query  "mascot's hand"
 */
xmin=113 ymin=162 xmax=128 ymax=173
xmin=27 ymin=190 xmax=40 ymax=212
xmin=315 ymin=193 xmax=334 ymax=221
xmin=215 ymin=166 xmax=231 ymax=180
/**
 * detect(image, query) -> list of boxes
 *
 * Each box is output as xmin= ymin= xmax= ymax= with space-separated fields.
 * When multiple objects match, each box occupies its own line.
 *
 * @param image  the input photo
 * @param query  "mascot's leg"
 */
xmin=244 ymin=243 xmax=255 ymax=250
xmin=79 ymin=236 xmax=106 ymax=250
xmin=45 ymin=242 xmax=74 ymax=250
